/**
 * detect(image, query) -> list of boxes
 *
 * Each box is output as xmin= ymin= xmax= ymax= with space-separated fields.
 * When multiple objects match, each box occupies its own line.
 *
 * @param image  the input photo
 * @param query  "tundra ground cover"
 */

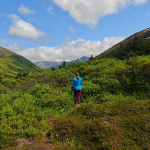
xmin=0 ymin=56 xmax=150 ymax=149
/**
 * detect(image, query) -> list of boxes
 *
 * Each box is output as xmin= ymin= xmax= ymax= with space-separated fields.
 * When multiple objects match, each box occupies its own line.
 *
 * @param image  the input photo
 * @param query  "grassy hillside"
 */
xmin=0 ymin=47 xmax=37 ymax=75
xmin=95 ymin=27 xmax=150 ymax=60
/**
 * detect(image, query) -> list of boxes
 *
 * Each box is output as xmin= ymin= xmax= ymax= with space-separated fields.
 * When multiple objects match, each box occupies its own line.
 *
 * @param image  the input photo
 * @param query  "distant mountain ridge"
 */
xmin=95 ymin=27 xmax=150 ymax=60
xmin=35 ymin=56 xmax=89 ymax=69
xmin=0 ymin=47 xmax=37 ymax=75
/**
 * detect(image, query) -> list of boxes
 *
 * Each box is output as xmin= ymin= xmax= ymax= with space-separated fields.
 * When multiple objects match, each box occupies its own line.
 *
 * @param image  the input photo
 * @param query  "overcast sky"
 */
xmin=0 ymin=0 xmax=150 ymax=62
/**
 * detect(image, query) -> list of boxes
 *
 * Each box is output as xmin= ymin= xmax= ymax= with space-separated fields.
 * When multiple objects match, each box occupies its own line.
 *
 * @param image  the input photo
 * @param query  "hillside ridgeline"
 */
xmin=0 ymin=47 xmax=37 ymax=75
xmin=95 ymin=27 xmax=150 ymax=60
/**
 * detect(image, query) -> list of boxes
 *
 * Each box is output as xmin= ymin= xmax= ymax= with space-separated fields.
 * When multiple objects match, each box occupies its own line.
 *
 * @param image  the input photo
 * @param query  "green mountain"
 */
xmin=0 ymin=47 xmax=37 ymax=75
xmin=95 ymin=27 xmax=150 ymax=60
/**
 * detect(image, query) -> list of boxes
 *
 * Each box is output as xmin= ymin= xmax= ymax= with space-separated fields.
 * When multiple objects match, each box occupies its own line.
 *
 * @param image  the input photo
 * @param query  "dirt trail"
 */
xmin=17 ymin=138 xmax=53 ymax=150
xmin=16 ymin=119 xmax=56 ymax=150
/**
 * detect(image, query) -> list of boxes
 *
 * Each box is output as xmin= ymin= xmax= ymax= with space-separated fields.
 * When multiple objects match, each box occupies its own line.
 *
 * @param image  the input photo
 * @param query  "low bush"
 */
xmin=49 ymin=100 xmax=150 ymax=150
xmin=1 ymin=55 xmax=150 ymax=149
xmin=81 ymin=81 xmax=102 ymax=101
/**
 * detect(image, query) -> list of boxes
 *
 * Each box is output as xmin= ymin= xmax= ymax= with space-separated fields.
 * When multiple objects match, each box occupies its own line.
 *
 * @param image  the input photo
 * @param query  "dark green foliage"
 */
xmin=87 ymin=55 xmax=95 ymax=62
xmin=81 ymin=81 xmax=101 ymax=100
xmin=51 ymin=67 xmax=56 ymax=71
xmin=122 ymin=115 xmax=150 ymax=149
xmin=95 ymin=28 xmax=150 ymax=60
xmin=50 ymin=100 xmax=150 ymax=150
xmin=51 ymin=117 xmax=121 ymax=149
xmin=62 ymin=60 xmax=66 ymax=67
xmin=116 ymin=56 xmax=150 ymax=95
xmin=84 ymin=56 xmax=150 ymax=97
xmin=93 ymin=94 xmax=113 ymax=104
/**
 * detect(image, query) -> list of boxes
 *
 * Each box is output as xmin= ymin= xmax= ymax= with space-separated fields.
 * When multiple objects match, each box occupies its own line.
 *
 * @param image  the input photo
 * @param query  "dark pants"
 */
xmin=74 ymin=90 xmax=81 ymax=104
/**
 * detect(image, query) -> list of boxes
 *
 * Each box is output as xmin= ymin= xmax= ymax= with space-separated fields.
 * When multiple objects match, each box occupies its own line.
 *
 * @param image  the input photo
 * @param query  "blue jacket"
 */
xmin=71 ymin=77 xmax=83 ymax=91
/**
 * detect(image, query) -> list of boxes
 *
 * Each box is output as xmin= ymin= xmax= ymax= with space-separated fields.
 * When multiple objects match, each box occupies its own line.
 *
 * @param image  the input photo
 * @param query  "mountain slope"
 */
xmin=0 ymin=47 xmax=37 ymax=75
xmin=95 ymin=27 xmax=150 ymax=60
xmin=35 ymin=56 xmax=89 ymax=69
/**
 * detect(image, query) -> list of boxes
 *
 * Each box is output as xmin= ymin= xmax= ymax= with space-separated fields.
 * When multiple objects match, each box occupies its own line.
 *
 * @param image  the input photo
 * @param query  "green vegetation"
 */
xmin=0 ymin=47 xmax=37 ymax=75
xmin=0 ymin=55 xmax=150 ymax=150
xmin=50 ymin=100 xmax=149 ymax=150
xmin=0 ymin=28 xmax=150 ymax=149
xmin=95 ymin=28 xmax=150 ymax=60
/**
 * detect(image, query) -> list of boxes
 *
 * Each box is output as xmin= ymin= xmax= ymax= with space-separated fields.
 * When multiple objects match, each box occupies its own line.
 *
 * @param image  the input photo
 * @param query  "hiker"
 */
xmin=71 ymin=72 xmax=83 ymax=105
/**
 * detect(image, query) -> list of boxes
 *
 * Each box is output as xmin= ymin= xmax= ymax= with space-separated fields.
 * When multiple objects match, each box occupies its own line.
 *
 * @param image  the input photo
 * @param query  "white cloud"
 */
xmin=65 ymin=36 xmax=72 ymax=41
xmin=69 ymin=27 xmax=76 ymax=32
xmin=8 ymin=43 xmax=24 ymax=51
xmin=19 ymin=47 xmax=63 ymax=62
xmin=47 ymin=6 xmax=54 ymax=15
xmin=8 ymin=14 xmax=46 ymax=40
xmin=18 ymin=4 xmax=35 ymax=15
xmin=0 ymin=39 xmax=9 ymax=46
xmin=18 ymin=37 xmax=125 ymax=62
xmin=52 ymin=0 xmax=148 ymax=27
xmin=133 ymin=0 xmax=147 ymax=4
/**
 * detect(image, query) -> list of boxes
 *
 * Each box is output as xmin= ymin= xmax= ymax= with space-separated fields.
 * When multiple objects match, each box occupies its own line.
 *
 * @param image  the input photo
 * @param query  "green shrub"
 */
xmin=50 ymin=116 xmax=122 ymax=150
xmin=91 ymin=77 xmax=121 ymax=94
xmin=82 ymin=66 xmax=95 ymax=76
xmin=121 ymin=115 xmax=150 ymax=149
xmin=81 ymin=81 xmax=101 ymax=100
xmin=1 ymin=78 xmax=17 ymax=90
xmin=49 ymin=100 xmax=150 ymax=150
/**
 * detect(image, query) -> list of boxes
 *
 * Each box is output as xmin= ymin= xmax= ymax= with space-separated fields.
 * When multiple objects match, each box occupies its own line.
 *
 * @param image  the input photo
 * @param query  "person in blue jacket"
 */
xmin=71 ymin=72 xmax=83 ymax=105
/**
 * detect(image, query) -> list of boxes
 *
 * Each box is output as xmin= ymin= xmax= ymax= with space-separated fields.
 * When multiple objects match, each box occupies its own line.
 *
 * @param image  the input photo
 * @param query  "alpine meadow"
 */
xmin=0 ymin=28 xmax=150 ymax=150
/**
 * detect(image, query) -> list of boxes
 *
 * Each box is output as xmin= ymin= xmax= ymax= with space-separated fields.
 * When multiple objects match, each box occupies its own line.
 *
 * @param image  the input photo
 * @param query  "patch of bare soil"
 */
xmin=16 ymin=137 xmax=53 ymax=150
xmin=16 ymin=119 xmax=56 ymax=150
xmin=17 ymin=137 xmax=34 ymax=149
